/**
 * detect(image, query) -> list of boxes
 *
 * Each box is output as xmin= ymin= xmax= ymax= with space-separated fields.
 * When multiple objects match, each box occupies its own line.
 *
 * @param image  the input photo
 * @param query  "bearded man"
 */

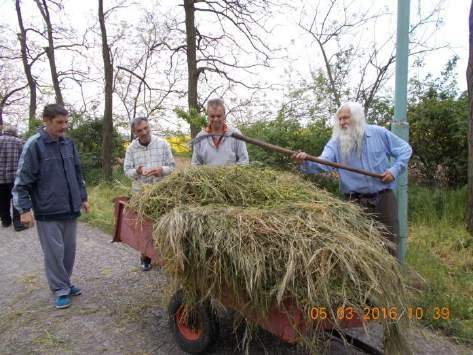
xmin=292 ymin=102 xmax=412 ymax=256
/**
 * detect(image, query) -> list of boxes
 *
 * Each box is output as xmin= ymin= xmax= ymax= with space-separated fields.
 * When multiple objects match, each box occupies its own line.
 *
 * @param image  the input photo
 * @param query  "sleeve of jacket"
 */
xmin=384 ymin=128 xmax=412 ymax=179
xmin=124 ymin=145 xmax=138 ymax=178
xmin=161 ymin=140 xmax=176 ymax=176
xmin=73 ymin=142 xmax=88 ymax=202
xmin=233 ymin=129 xmax=249 ymax=165
xmin=300 ymin=139 xmax=337 ymax=174
xmin=12 ymin=140 xmax=40 ymax=213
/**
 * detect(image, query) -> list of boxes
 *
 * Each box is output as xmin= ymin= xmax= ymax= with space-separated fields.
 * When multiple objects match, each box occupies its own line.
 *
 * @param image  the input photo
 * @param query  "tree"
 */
xmin=467 ymin=0 xmax=473 ymax=234
xmin=34 ymin=0 xmax=64 ymax=106
xmin=409 ymin=58 xmax=468 ymax=187
xmin=179 ymin=0 xmax=275 ymax=137
xmin=0 ymin=84 xmax=27 ymax=127
xmin=298 ymin=0 xmax=444 ymax=117
xmin=68 ymin=119 xmax=125 ymax=183
xmin=15 ymin=0 xmax=38 ymax=126
xmin=115 ymin=7 xmax=182 ymax=138
xmin=98 ymin=0 xmax=114 ymax=181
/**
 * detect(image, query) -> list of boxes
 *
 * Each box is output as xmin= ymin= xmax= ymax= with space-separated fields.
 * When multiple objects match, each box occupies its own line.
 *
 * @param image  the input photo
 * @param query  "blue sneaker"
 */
xmin=69 ymin=285 xmax=81 ymax=296
xmin=55 ymin=295 xmax=71 ymax=309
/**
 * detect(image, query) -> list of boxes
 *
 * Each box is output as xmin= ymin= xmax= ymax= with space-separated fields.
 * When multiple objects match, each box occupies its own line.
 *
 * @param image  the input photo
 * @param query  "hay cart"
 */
xmin=112 ymin=196 xmax=383 ymax=355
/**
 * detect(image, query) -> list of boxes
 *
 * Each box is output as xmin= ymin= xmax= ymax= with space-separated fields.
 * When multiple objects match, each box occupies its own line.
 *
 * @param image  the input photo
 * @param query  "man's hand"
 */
xmin=20 ymin=211 xmax=34 ymax=228
xmin=381 ymin=171 xmax=395 ymax=183
xmin=143 ymin=167 xmax=162 ymax=177
xmin=136 ymin=165 xmax=144 ymax=176
xmin=291 ymin=151 xmax=307 ymax=164
xmin=81 ymin=201 xmax=90 ymax=213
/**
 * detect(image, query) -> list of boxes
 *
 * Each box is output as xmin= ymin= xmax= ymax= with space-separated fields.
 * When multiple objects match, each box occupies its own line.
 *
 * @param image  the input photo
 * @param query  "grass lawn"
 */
xmin=407 ymin=187 xmax=473 ymax=343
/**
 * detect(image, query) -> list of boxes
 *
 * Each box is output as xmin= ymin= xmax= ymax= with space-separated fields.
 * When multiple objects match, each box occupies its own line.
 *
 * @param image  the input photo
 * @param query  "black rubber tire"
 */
xmin=168 ymin=290 xmax=218 ymax=354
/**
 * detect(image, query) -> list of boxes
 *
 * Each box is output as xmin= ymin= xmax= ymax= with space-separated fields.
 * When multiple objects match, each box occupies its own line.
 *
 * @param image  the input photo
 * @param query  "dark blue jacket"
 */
xmin=12 ymin=128 xmax=88 ymax=221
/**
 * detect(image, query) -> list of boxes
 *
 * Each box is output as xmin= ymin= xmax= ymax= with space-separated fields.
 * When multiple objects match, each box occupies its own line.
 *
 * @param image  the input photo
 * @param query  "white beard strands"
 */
xmin=334 ymin=123 xmax=365 ymax=163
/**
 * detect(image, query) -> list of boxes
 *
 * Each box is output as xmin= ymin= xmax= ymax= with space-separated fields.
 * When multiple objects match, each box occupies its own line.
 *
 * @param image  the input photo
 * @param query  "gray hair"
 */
xmin=130 ymin=117 xmax=148 ymax=131
xmin=3 ymin=125 xmax=18 ymax=136
xmin=207 ymin=98 xmax=226 ymax=114
xmin=335 ymin=102 xmax=366 ymax=126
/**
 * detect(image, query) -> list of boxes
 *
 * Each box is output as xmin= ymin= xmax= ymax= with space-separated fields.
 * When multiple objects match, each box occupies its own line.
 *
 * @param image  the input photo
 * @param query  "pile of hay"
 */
xmin=129 ymin=165 xmax=410 ymax=354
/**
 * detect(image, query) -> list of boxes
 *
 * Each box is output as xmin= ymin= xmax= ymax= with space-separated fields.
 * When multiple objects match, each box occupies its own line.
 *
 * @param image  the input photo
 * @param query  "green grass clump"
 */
xmin=408 ymin=186 xmax=473 ymax=343
xmin=80 ymin=176 xmax=131 ymax=234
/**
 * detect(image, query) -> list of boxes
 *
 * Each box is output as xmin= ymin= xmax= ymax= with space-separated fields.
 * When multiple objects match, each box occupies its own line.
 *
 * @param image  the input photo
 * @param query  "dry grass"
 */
xmin=130 ymin=165 xmax=411 ymax=354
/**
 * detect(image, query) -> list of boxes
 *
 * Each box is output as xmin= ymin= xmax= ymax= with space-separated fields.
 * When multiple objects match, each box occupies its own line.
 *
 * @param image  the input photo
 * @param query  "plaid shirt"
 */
xmin=0 ymin=134 xmax=24 ymax=184
xmin=124 ymin=135 xmax=176 ymax=192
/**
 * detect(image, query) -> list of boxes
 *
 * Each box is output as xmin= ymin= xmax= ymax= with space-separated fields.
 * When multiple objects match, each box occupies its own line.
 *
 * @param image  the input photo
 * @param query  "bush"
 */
xmin=68 ymin=120 xmax=126 ymax=184
xmin=408 ymin=92 xmax=468 ymax=187
xmin=240 ymin=112 xmax=331 ymax=167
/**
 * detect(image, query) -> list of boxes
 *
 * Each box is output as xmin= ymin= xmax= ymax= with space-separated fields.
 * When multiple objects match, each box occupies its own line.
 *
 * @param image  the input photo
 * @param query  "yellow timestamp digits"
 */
xmin=307 ymin=306 xmax=450 ymax=321
xmin=407 ymin=306 xmax=450 ymax=321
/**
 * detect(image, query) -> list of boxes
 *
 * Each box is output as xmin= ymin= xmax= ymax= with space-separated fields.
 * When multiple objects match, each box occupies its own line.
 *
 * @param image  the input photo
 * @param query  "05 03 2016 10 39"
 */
xmin=307 ymin=306 xmax=450 ymax=321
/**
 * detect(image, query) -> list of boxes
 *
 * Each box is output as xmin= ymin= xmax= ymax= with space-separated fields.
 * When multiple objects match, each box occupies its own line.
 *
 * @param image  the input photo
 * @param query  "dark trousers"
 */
xmin=0 ymin=183 xmax=20 ymax=226
xmin=346 ymin=189 xmax=399 ymax=257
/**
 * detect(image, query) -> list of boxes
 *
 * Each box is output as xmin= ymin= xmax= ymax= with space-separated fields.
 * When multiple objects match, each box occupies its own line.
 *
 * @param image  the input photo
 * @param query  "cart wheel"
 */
xmin=168 ymin=290 xmax=218 ymax=354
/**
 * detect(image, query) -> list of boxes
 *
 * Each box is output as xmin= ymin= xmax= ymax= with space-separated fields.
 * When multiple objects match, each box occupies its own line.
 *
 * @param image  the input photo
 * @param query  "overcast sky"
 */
xmin=0 ymin=0 xmax=469 ymax=131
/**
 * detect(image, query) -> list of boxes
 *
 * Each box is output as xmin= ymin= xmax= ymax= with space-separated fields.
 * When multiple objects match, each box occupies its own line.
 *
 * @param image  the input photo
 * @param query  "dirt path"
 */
xmin=0 ymin=223 xmax=470 ymax=355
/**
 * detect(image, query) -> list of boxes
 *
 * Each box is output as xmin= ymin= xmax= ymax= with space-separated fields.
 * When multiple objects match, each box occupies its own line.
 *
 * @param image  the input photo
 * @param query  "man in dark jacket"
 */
xmin=0 ymin=126 xmax=25 ymax=231
xmin=13 ymin=104 xmax=89 ymax=309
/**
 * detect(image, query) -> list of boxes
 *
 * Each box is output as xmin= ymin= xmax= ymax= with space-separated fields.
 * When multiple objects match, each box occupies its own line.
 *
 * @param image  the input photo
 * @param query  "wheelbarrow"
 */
xmin=112 ymin=196 xmax=383 ymax=354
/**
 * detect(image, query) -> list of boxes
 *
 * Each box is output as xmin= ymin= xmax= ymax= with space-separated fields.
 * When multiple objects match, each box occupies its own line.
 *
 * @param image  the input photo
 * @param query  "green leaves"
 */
xmin=174 ymin=107 xmax=207 ymax=129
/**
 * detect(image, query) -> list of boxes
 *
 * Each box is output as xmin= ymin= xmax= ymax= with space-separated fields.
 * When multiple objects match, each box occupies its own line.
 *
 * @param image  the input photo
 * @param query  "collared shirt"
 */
xmin=124 ymin=135 xmax=176 ymax=192
xmin=301 ymin=125 xmax=412 ymax=194
xmin=0 ymin=134 xmax=24 ymax=184
xmin=206 ymin=123 xmax=228 ymax=148
xmin=191 ymin=127 xmax=249 ymax=166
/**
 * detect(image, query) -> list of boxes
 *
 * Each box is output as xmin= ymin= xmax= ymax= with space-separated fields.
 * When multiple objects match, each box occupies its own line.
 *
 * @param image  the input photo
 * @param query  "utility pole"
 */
xmin=392 ymin=0 xmax=411 ymax=263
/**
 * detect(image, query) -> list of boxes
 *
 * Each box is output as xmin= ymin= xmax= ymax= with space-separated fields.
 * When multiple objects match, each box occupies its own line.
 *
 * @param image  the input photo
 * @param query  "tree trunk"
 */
xmin=35 ymin=0 xmax=64 ymax=106
xmin=467 ymin=0 xmax=473 ymax=235
xmin=15 ymin=0 xmax=37 ymax=128
xmin=98 ymin=0 xmax=113 ymax=181
xmin=184 ymin=0 xmax=200 ymax=138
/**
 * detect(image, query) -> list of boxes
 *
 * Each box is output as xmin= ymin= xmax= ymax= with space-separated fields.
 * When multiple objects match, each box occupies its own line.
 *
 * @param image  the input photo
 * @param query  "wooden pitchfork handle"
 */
xmin=230 ymin=132 xmax=384 ymax=179
xmin=190 ymin=132 xmax=384 ymax=179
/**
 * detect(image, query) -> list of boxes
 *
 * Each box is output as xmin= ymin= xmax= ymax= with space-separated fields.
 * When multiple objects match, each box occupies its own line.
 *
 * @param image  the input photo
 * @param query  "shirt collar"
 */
xmin=39 ymin=127 xmax=65 ymax=144
xmin=206 ymin=123 xmax=228 ymax=133
xmin=135 ymin=135 xmax=155 ymax=148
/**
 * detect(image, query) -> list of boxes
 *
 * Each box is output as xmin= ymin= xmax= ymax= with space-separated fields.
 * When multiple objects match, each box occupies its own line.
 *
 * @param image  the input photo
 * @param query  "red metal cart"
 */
xmin=112 ymin=196 xmax=383 ymax=354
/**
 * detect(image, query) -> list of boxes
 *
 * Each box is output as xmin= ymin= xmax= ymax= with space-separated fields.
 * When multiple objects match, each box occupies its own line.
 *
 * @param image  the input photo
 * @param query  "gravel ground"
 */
xmin=0 ymin=222 xmax=471 ymax=355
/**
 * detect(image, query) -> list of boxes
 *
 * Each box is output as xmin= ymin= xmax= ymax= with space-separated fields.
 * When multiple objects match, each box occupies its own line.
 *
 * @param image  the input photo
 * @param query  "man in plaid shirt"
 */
xmin=0 ymin=126 xmax=26 ymax=231
xmin=124 ymin=117 xmax=176 ymax=270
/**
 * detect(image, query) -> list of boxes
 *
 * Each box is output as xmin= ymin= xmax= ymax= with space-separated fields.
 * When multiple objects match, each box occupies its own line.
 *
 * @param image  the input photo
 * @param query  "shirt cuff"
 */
xmin=161 ymin=166 xmax=172 ymax=176
xmin=388 ymin=166 xmax=399 ymax=180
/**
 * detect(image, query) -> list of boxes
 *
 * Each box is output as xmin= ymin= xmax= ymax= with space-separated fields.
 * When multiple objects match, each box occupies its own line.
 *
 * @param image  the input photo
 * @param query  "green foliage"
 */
xmin=240 ymin=107 xmax=332 ymax=167
xmin=366 ymin=97 xmax=394 ymax=127
xmin=22 ymin=119 xmax=43 ymax=139
xmin=68 ymin=120 xmax=126 ymax=184
xmin=407 ymin=57 xmax=468 ymax=187
xmin=174 ymin=107 xmax=207 ymax=129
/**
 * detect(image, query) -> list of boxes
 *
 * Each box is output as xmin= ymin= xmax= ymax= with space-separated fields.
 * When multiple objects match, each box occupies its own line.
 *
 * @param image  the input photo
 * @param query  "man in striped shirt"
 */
xmin=124 ymin=117 xmax=176 ymax=270
xmin=0 ymin=126 xmax=25 ymax=231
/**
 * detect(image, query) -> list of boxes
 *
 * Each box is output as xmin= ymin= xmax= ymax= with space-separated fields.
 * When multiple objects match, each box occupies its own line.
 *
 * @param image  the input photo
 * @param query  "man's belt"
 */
xmin=345 ymin=189 xmax=391 ymax=200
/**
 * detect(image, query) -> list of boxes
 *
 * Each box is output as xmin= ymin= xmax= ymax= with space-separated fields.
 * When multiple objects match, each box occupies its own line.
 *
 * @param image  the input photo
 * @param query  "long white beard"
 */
xmin=334 ymin=125 xmax=365 ymax=162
